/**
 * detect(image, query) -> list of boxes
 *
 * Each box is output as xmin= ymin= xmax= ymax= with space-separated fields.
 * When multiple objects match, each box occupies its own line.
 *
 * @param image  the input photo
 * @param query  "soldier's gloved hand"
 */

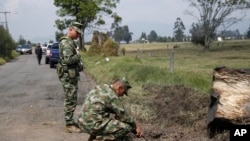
xmin=135 ymin=127 xmax=144 ymax=138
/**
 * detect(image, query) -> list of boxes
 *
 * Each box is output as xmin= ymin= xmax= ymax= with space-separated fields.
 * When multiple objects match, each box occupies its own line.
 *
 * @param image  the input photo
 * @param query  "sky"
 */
xmin=1 ymin=0 xmax=250 ymax=43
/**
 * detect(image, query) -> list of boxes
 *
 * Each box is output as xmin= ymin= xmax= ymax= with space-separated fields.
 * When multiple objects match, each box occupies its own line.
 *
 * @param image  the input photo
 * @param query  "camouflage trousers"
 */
xmin=92 ymin=135 xmax=132 ymax=141
xmin=79 ymin=119 xmax=133 ymax=141
xmin=60 ymin=74 xmax=79 ymax=126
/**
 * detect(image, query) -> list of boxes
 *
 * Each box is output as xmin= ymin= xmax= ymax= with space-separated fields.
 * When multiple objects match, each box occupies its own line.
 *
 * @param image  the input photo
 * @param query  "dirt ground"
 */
xmin=134 ymin=84 xmax=229 ymax=141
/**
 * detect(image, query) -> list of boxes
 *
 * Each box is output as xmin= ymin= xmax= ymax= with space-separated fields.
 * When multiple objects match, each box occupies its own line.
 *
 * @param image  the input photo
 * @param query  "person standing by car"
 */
xmin=57 ymin=21 xmax=83 ymax=133
xmin=35 ymin=43 xmax=42 ymax=65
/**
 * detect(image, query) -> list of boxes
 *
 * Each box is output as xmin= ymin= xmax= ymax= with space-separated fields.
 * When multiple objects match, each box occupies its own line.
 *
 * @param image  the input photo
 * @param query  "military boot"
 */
xmin=65 ymin=125 xmax=81 ymax=133
xmin=88 ymin=134 xmax=97 ymax=141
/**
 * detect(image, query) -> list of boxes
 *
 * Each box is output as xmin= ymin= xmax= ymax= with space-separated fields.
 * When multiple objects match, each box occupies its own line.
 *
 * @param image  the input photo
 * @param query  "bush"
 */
xmin=121 ymin=47 xmax=126 ymax=56
xmin=0 ymin=57 xmax=6 ymax=65
xmin=88 ymin=43 xmax=101 ymax=56
xmin=0 ymin=25 xmax=16 ymax=58
xmin=101 ymin=38 xmax=119 ymax=56
xmin=87 ymin=31 xmax=119 ymax=56
xmin=11 ymin=50 xmax=20 ymax=58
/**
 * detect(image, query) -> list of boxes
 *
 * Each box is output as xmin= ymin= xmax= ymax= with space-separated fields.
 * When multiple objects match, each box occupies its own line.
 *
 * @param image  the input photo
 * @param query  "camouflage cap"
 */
xmin=70 ymin=21 xmax=83 ymax=34
xmin=119 ymin=77 xmax=132 ymax=95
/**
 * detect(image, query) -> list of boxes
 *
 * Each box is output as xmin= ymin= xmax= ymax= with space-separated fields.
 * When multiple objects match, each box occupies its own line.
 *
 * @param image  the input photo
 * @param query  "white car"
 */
xmin=45 ymin=43 xmax=53 ymax=64
xmin=41 ymin=44 xmax=47 ymax=53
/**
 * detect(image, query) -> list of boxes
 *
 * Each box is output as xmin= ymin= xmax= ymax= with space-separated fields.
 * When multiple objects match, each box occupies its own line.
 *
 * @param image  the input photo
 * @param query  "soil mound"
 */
xmin=135 ymin=84 xmax=228 ymax=141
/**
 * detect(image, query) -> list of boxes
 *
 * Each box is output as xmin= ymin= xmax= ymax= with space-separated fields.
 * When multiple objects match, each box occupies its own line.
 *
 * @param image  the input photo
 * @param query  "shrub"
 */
xmin=0 ymin=57 xmax=6 ymax=65
xmin=101 ymin=38 xmax=119 ymax=56
xmin=121 ymin=47 xmax=126 ymax=56
xmin=87 ymin=31 xmax=119 ymax=56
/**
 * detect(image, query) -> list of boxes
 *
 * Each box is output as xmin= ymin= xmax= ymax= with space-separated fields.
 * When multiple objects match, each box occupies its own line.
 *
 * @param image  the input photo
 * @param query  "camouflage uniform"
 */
xmin=59 ymin=35 xmax=82 ymax=126
xmin=78 ymin=84 xmax=136 ymax=140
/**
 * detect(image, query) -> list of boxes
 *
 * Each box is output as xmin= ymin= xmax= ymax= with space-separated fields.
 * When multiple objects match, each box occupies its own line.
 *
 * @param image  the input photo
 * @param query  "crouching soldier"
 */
xmin=78 ymin=78 xmax=144 ymax=141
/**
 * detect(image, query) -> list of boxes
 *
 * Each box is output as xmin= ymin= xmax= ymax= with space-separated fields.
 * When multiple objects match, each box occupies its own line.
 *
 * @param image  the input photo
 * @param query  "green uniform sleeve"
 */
xmin=110 ymin=98 xmax=136 ymax=130
xmin=60 ymin=39 xmax=81 ymax=65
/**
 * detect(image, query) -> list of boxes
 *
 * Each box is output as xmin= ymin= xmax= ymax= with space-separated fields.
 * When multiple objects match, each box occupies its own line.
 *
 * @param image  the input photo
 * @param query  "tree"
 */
xmin=156 ymin=36 xmax=168 ymax=42
xmin=147 ymin=30 xmax=158 ymax=42
xmin=140 ymin=32 xmax=147 ymax=41
xmin=219 ymin=29 xmax=241 ymax=39
xmin=247 ymin=26 xmax=250 ymax=38
xmin=112 ymin=25 xmax=132 ymax=44
xmin=189 ymin=23 xmax=206 ymax=46
xmin=185 ymin=0 xmax=250 ymax=51
xmin=54 ymin=0 xmax=121 ymax=50
xmin=17 ymin=35 xmax=26 ymax=45
xmin=113 ymin=27 xmax=123 ymax=43
xmin=0 ymin=25 xmax=15 ymax=58
xmin=27 ymin=41 xmax=31 ymax=45
xmin=122 ymin=26 xmax=132 ymax=44
xmin=55 ymin=31 xmax=65 ymax=42
xmin=173 ymin=17 xmax=186 ymax=42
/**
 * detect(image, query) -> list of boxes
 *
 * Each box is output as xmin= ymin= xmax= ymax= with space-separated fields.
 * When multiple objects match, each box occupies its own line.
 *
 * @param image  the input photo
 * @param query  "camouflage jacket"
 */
xmin=59 ymin=36 xmax=81 ymax=68
xmin=78 ymin=84 xmax=136 ymax=133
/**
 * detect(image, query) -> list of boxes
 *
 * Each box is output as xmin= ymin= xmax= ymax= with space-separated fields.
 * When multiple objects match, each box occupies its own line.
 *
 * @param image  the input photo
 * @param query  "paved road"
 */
xmin=0 ymin=53 xmax=95 ymax=141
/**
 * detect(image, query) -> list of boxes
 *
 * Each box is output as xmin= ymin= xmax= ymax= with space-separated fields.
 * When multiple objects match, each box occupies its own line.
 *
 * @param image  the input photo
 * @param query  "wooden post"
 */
xmin=207 ymin=66 xmax=250 ymax=138
xmin=169 ymin=51 xmax=175 ymax=73
xmin=135 ymin=48 xmax=141 ymax=60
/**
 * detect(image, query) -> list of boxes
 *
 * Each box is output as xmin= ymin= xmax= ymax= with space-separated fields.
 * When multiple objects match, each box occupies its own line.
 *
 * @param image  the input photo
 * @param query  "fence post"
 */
xmin=170 ymin=50 xmax=175 ymax=73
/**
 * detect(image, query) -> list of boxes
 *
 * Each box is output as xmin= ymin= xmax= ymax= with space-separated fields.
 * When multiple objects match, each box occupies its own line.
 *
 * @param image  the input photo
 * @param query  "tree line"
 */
xmin=53 ymin=0 xmax=250 ymax=51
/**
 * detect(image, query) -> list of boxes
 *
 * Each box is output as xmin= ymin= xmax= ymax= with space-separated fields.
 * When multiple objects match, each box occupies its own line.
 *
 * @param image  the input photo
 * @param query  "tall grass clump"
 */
xmin=0 ymin=50 xmax=20 ymax=65
xmin=0 ymin=58 xmax=6 ymax=65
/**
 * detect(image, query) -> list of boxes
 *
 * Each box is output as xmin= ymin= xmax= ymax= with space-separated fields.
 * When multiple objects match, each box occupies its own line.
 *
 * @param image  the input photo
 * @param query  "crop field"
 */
xmin=82 ymin=40 xmax=250 ymax=140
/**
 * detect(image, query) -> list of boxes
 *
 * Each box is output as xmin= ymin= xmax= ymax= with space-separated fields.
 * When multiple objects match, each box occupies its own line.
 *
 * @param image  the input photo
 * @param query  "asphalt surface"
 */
xmin=0 ymin=53 xmax=95 ymax=141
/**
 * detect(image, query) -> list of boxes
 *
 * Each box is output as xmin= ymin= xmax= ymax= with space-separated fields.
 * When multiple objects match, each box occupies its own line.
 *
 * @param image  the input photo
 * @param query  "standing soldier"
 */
xmin=57 ymin=21 xmax=83 ymax=133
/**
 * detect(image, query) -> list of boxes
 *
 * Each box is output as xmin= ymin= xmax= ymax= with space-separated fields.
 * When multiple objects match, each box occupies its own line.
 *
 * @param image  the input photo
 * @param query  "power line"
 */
xmin=0 ymin=11 xmax=10 ymax=32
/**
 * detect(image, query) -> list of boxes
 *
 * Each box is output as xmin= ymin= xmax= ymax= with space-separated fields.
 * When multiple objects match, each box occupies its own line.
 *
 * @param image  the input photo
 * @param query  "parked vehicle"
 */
xmin=45 ymin=43 xmax=53 ymax=64
xmin=49 ymin=42 xmax=60 ymax=68
xmin=41 ymin=44 xmax=47 ymax=53
xmin=15 ymin=45 xmax=22 ymax=52
xmin=16 ymin=44 xmax=32 ymax=55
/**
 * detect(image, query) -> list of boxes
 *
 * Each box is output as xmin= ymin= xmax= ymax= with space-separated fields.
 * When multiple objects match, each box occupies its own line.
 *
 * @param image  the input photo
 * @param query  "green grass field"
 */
xmin=82 ymin=40 xmax=250 ymax=94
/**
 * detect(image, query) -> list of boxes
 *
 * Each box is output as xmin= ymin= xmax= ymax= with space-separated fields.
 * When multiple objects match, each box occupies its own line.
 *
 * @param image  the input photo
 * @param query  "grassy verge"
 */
xmin=81 ymin=39 xmax=250 ymax=117
xmin=82 ymin=40 xmax=250 ymax=94
xmin=0 ymin=50 xmax=20 ymax=65
xmin=80 ymin=40 xmax=249 ymax=139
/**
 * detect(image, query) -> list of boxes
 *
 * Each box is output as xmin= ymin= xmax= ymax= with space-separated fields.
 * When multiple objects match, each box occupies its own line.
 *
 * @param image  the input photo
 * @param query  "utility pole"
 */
xmin=0 ymin=11 xmax=11 ymax=33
